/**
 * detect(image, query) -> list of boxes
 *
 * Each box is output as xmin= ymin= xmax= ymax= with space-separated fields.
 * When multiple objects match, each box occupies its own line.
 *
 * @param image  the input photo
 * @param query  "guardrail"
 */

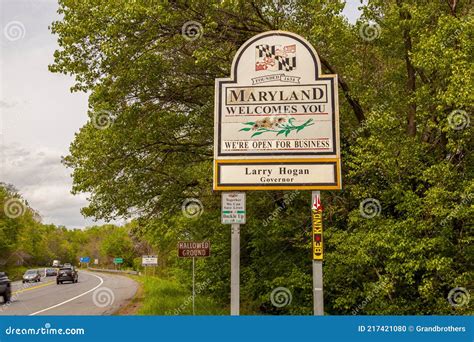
xmin=86 ymin=267 xmax=140 ymax=275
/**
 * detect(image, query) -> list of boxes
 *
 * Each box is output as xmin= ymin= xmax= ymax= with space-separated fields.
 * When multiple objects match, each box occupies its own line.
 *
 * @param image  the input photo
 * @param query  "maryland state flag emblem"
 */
xmin=255 ymin=44 xmax=296 ymax=72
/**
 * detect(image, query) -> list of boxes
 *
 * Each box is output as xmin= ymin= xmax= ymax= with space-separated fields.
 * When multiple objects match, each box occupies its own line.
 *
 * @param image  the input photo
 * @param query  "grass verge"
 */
xmin=114 ymin=275 xmax=144 ymax=315
xmin=128 ymin=275 xmax=226 ymax=315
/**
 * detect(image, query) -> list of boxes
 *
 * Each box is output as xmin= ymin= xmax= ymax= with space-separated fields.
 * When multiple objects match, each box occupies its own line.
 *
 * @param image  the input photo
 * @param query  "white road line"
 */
xmin=29 ymin=272 xmax=104 ymax=316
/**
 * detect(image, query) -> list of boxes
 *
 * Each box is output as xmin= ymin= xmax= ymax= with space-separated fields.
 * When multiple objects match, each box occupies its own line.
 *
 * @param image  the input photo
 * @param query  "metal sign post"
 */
xmin=221 ymin=192 xmax=246 ymax=315
xmin=192 ymin=257 xmax=195 ymax=315
xmin=177 ymin=241 xmax=210 ymax=315
xmin=230 ymin=223 xmax=240 ymax=315
xmin=313 ymin=259 xmax=324 ymax=315
xmin=312 ymin=191 xmax=324 ymax=315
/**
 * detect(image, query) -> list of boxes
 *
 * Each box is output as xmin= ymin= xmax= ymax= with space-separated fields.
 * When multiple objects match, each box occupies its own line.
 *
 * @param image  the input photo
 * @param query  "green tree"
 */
xmin=49 ymin=0 xmax=473 ymax=314
xmin=100 ymin=226 xmax=135 ymax=266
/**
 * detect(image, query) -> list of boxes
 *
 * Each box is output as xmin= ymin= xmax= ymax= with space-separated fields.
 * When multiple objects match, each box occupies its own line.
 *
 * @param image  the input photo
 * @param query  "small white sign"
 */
xmin=142 ymin=255 xmax=158 ymax=266
xmin=222 ymin=192 xmax=246 ymax=224
xmin=94 ymin=259 xmax=99 ymax=265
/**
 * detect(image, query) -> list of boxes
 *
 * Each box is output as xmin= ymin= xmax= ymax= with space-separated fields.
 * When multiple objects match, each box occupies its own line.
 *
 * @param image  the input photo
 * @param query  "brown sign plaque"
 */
xmin=178 ymin=241 xmax=211 ymax=258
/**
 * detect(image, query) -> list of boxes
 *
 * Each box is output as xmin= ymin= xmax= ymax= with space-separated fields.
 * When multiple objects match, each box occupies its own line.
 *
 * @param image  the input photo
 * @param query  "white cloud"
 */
xmin=1 ymin=144 xmax=126 ymax=228
xmin=0 ymin=0 xmax=99 ymax=228
xmin=0 ymin=144 xmax=99 ymax=228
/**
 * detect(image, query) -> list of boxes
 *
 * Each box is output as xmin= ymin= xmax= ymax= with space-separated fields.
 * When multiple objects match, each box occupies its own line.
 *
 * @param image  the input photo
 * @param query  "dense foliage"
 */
xmin=0 ymin=183 xmax=140 ymax=273
xmin=29 ymin=0 xmax=474 ymax=314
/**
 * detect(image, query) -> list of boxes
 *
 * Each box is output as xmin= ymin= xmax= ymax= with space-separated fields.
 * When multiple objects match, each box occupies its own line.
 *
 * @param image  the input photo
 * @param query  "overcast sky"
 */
xmin=0 ymin=0 xmax=362 ymax=228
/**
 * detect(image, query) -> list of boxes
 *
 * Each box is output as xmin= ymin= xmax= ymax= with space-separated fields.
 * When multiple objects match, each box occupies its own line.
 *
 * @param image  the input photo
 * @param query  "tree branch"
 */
xmin=397 ymin=0 xmax=417 ymax=137
xmin=319 ymin=55 xmax=365 ymax=123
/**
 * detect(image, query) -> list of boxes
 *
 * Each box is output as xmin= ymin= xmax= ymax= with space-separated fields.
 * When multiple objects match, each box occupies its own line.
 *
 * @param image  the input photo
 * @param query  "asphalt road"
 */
xmin=0 ymin=270 xmax=138 ymax=315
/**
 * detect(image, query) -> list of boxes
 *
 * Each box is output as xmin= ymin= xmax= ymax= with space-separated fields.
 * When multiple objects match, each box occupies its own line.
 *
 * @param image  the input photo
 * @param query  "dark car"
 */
xmin=22 ymin=269 xmax=41 ymax=283
xmin=0 ymin=272 xmax=11 ymax=303
xmin=45 ymin=268 xmax=58 ymax=277
xmin=56 ymin=267 xmax=78 ymax=284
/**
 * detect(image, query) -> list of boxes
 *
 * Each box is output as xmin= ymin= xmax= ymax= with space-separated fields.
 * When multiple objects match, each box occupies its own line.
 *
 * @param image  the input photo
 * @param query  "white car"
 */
xmin=22 ymin=269 xmax=41 ymax=283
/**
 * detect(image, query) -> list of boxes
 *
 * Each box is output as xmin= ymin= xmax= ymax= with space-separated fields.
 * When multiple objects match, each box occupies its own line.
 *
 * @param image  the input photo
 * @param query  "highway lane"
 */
xmin=0 ymin=270 xmax=138 ymax=315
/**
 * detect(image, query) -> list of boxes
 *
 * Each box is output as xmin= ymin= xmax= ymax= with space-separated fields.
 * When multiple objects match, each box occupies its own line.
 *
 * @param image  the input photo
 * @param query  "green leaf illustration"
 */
xmin=240 ymin=117 xmax=315 ymax=138
xmin=251 ymin=131 xmax=266 ymax=138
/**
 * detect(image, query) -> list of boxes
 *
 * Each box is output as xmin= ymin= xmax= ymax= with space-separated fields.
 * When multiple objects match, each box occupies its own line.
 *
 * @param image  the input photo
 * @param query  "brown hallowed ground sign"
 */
xmin=178 ymin=241 xmax=211 ymax=258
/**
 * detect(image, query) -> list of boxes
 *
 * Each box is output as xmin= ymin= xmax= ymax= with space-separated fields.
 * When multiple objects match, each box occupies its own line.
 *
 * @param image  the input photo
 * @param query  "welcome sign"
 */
xmin=214 ymin=31 xmax=341 ymax=190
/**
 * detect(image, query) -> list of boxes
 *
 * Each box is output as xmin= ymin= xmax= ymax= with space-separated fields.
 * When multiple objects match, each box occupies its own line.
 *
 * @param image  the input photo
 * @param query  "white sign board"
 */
xmin=94 ymin=259 xmax=99 ymax=265
xmin=142 ymin=255 xmax=158 ymax=266
xmin=222 ymin=192 xmax=246 ymax=224
xmin=214 ymin=31 xmax=341 ymax=190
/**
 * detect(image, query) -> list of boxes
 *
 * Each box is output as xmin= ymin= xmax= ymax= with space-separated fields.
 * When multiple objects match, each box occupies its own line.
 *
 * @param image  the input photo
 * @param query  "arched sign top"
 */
xmin=213 ymin=31 xmax=341 ymax=191
xmin=230 ymin=30 xmax=327 ymax=84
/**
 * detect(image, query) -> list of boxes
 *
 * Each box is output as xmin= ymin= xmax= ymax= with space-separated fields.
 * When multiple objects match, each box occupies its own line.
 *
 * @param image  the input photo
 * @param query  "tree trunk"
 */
xmin=398 ymin=0 xmax=417 ymax=137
